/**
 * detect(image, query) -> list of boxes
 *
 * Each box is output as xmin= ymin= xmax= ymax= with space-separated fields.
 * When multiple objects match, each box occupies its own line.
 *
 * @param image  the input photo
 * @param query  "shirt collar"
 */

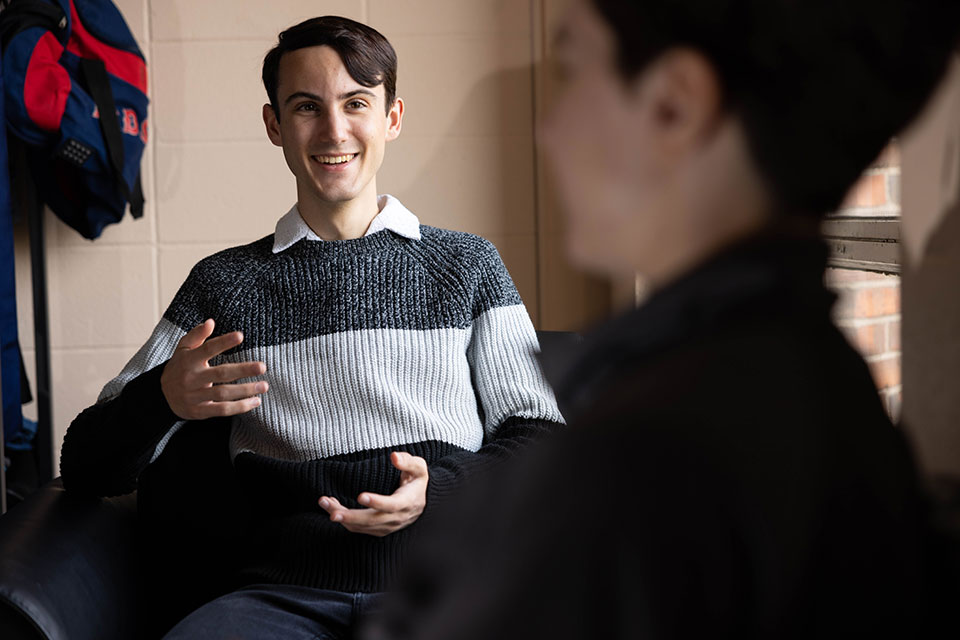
xmin=272 ymin=194 xmax=421 ymax=253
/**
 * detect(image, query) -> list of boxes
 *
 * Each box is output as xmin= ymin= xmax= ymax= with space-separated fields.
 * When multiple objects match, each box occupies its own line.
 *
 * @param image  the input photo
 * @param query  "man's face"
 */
xmin=264 ymin=45 xmax=402 ymax=208
xmin=539 ymin=0 xmax=670 ymax=277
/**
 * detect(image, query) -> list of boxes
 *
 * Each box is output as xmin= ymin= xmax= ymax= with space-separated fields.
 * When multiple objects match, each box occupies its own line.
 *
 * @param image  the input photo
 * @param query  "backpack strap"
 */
xmin=78 ymin=56 xmax=144 ymax=219
xmin=0 ymin=0 xmax=66 ymax=52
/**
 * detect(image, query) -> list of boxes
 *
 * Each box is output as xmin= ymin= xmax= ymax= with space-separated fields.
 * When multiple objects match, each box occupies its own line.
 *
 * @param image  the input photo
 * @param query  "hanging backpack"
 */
xmin=0 ymin=0 xmax=148 ymax=240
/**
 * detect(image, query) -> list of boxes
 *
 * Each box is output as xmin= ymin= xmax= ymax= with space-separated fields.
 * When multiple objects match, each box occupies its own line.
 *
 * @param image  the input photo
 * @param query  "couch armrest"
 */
xmin=0 ymin=479 xmax=138 ymax=640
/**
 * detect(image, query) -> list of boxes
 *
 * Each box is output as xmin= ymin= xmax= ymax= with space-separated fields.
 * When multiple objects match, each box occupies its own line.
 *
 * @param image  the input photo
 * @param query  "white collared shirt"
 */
xmin=272 ymin=194 xmax=421 ymax=253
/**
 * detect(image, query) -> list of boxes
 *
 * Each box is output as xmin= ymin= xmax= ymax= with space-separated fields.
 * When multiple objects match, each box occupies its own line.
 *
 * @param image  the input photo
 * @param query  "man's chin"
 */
xmin=312 ymin=187 xmax=361 ymax=205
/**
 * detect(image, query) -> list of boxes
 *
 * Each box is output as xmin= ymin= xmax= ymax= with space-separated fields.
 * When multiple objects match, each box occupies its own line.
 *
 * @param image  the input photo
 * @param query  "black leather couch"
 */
xmin=0 ymin=480 xmax=138 ymax=640
xmin=0 ymin=415 xmax=244 ymax=640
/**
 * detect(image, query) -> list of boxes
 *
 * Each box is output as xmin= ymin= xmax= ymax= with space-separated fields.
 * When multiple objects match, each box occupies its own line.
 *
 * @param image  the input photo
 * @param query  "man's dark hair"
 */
xmin=263 ymin=16 xmax=398 ymax=116
xmin=591 ymin=0 xmax=960 ymax=217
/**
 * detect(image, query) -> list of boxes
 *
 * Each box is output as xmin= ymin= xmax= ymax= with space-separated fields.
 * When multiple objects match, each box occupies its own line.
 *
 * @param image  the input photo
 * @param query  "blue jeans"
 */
xmin=162 ymin=584 xmax=387 ymax=640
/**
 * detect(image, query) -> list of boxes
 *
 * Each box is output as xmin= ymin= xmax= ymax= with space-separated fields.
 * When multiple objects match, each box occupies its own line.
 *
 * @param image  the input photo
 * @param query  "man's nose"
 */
xmin=318 ymin=108 xmax=349 ymax=144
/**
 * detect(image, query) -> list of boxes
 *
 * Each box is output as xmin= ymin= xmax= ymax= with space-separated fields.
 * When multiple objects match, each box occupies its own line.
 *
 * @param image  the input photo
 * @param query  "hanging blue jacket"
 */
xmin=0 ymin=43 xmax=25 ymax=445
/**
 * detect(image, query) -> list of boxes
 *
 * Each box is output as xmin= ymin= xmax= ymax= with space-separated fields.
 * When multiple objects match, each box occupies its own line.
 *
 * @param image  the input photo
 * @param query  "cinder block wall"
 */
xmin=13 ymin=0 xmax=611 ymax=469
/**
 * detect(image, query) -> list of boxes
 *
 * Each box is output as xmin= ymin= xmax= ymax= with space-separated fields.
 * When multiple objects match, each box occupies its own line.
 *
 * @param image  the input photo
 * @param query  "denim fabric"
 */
xmin=163 ymin=584 xmax=386 ymax=640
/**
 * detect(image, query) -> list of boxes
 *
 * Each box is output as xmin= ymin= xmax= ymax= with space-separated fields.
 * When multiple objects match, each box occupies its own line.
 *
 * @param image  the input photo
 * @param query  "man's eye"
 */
xmin=296 ymin=103 xmax=317 ymax=111
xmin=347 ymin=100 xmax=367 ymax=110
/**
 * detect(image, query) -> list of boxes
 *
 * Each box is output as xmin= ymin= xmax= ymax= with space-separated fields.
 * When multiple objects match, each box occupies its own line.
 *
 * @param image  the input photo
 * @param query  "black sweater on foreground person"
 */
xmin=377 ymin=232 xmax=929 ymax=640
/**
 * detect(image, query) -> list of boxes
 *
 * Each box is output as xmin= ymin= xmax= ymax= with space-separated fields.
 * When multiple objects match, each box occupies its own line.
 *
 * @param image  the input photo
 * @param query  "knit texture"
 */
xmin=66 ymin=224 xmax=564 ymax=592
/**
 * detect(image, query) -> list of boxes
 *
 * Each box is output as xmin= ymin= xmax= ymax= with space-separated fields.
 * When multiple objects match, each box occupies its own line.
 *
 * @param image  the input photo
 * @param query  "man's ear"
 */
xmin=385 ymin=97 xmax=404 ymax=142
xmin=263 ymin=103 xmax=283 ymax=147
xmin=634 ymin=48 xmax=723 ymax=158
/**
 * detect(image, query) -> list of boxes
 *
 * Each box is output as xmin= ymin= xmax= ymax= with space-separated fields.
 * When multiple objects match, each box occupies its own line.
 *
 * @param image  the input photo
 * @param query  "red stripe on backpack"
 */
xmin=23 ymin=30 xmax=69 ymax=131
xmin=64 ymin=0 xmax=145 ymax=93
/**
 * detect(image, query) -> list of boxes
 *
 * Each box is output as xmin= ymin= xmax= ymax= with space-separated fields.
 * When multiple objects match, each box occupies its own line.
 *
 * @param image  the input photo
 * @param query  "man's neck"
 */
xmin=297 ymin=187 xmax=381 ymax=241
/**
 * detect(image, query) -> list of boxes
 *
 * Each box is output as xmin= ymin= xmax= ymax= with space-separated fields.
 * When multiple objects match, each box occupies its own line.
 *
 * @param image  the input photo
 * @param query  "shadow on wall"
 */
xmin=902 ymin=196 xmax=960 ymax=475
xmin=380 ymin=64 xmax=542 ymax=319
xmin=901 ymin=56 xmax=960 ymax=477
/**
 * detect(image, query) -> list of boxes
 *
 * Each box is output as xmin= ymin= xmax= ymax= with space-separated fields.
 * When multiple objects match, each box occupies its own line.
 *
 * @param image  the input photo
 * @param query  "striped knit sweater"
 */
xmin=60 ymin=222 xmax=564 ymax=592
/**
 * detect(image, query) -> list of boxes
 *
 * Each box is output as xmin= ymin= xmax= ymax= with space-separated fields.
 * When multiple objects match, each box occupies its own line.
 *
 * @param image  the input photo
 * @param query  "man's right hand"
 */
xmin=160 ymin=319 xmax=268 ymax=420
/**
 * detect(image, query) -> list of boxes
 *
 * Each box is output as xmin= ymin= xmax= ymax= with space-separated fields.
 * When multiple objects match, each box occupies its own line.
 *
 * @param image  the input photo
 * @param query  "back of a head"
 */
xmin=592 ymin=0 xmax=960 ymax=217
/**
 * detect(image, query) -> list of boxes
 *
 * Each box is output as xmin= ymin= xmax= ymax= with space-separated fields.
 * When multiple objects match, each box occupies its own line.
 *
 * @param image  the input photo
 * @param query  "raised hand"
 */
xmin=160 ymin=319 xmax=268 ymax=420
xmin=318 ymin=452 xmax=429 ymax=537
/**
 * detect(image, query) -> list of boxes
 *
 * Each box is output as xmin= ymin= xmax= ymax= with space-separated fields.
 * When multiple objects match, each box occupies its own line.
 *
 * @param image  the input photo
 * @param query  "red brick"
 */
xmin=841 ymin=173 xmax=888 ymax=208
xmin=868 ymin=355 xmax=901 ymax=390
xmin=839 ymin=322 xmax=886 ymax=357
xmin=833 ymin=285 xmax=900 ymax=320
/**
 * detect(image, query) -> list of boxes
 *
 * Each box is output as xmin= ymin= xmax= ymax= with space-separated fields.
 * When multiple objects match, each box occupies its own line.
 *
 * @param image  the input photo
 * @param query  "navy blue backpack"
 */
xmin=1 ymin=0 xmax=148 ymax=239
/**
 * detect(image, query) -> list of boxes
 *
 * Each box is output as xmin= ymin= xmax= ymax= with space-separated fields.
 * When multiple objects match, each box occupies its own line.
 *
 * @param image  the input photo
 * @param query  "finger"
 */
xmin=356 ymin=491 xmax=404 ymax=512
xmin=318 ymin=496 xmax=346 ymax=515
xmin=320 ymin=497 xmax=369 ymax=525
xmin=320 ymin=497 xmax=389 ymax=523
xmin=190 ymin=381 xmax=268 ymax=403
xmin=178 ymin=319 xmax=215 ymax=351
xmin=332 ymin=507 xmax=384 ymax=527
xmin=203 ymin=361 xmax=267 ymax=384
xmin=192 ymin=396 xmax=261 ymax=419
xmin=197 ymin=331 xmax=245 ymax=361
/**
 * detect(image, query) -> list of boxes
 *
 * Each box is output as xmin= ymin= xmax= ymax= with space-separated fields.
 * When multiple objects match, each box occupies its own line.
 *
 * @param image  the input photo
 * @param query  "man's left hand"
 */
xmin=318 ymin=451 xmax=429 ymax=537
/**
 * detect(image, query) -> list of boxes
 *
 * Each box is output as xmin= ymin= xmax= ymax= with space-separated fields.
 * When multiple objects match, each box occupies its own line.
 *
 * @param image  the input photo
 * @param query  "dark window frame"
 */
xmin=822 ymin=217 xmax=900 ymax=275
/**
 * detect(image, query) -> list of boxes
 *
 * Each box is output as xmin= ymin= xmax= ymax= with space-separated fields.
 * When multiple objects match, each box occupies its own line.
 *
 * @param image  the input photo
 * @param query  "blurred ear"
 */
xmin=631 ymin=48 xmax=723 ymax=158
xmin=385 ymin=97 xmax=404 ymax=142
xmin=263 ymin=104 xmax=283 ymax=147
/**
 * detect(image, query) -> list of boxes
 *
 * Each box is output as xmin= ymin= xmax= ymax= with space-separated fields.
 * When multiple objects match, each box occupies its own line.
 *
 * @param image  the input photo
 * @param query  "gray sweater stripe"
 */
xmin=98 ymin=318 xmax=185 ymax=403
xmin=228 ymin=325 xmax=486 ymax=461
xmin=468 ymin=304 xmax=562 ymax=432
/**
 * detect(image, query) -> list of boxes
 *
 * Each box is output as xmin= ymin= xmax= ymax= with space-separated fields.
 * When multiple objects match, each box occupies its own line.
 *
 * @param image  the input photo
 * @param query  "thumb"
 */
xmin=391 ymin=451 xmax=427 ymax=477
xmin=179 ymin=318 xmax=215 ymax=350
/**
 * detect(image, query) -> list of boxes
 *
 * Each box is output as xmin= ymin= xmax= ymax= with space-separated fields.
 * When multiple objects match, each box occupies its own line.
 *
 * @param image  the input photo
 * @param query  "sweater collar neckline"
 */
xmin=272 ymin=194 xmax=421 ymax=254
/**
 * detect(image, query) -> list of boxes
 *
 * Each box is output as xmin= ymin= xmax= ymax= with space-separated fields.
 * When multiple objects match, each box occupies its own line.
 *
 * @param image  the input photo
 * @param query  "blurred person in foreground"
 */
xmin=371 ymin=0 xmax=960 ymax=638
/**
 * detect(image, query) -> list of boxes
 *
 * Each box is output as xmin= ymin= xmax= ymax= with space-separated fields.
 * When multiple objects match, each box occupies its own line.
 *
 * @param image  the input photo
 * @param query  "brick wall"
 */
xmin=825 ymin=143 xmax=901 ymax=420
xmin=826 ymin=269 xmax=902 ymax=420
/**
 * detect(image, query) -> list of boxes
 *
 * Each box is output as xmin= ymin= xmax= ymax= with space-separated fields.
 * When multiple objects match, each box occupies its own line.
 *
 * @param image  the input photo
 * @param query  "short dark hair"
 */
xmin=590 ymin=0 xmax=960 ymax=217
xmin=262 ymin=16 xmax=398 ymax=116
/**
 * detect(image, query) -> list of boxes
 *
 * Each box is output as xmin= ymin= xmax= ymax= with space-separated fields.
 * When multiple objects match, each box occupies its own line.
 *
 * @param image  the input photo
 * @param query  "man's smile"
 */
xmin=312 ymin=153 xmax=359 ymax=166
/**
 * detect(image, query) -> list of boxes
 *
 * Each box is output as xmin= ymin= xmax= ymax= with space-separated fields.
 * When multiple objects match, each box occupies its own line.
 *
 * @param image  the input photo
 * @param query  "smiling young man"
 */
xmin=58 ymin=16 xmax=563 ymax=639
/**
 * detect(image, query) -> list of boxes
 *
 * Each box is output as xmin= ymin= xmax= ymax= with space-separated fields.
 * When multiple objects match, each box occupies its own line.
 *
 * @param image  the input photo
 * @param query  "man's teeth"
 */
xmin=315 ymin=154 xmax=356 ymax=164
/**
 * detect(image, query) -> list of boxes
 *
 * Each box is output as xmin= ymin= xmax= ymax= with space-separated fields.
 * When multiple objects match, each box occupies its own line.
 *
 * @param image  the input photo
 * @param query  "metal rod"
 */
xmin=1 ymin=354 xmax=6 ymax=514
xmin=24 ymin=178 xmax=53 ymax=483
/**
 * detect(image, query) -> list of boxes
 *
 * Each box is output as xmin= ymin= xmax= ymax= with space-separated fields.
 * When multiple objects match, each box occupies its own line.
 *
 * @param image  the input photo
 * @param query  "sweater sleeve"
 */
xmin=60 ymin=295 xmax=197 ymax=497
xmin=422 ymin=240 xmax=566 ymax=515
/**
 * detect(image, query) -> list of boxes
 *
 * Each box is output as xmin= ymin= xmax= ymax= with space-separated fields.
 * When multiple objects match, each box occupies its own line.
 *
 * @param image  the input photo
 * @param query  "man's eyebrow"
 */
xmin=283 ymin=89 xmax=377 ymax=105
xmin=340 ymin=89 xmax=377 ymax=100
